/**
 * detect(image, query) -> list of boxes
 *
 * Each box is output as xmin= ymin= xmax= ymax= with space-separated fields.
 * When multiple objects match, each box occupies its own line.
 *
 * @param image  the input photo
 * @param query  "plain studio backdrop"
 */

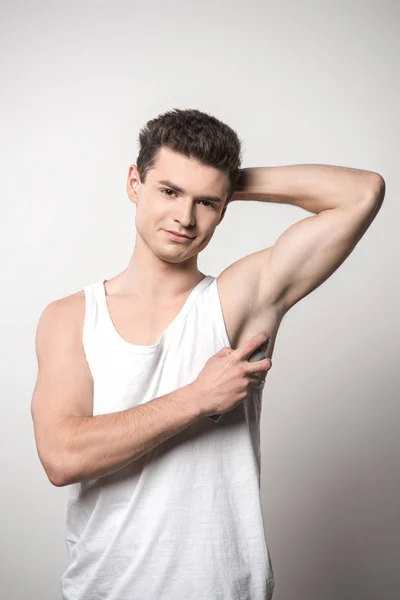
xmin=1 ymin=1 xmax=399 ymax=599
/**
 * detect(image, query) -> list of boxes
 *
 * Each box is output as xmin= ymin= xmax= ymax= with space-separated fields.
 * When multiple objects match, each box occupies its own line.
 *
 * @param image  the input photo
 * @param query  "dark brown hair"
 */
xmin=136 ymin=108 xmax=243 ymax=203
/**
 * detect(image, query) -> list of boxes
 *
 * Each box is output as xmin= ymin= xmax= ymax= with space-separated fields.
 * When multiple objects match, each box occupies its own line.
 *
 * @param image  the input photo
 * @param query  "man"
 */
xmin=31 ymin=108 xmax=385 ymax=599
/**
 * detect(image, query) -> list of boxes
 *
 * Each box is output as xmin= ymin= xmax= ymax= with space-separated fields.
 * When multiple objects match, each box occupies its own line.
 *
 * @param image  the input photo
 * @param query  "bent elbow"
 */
xmin=368 ymin=172 xmax=386 ymax=204
xmin=47 ymin=454 xmax=73 ymax=487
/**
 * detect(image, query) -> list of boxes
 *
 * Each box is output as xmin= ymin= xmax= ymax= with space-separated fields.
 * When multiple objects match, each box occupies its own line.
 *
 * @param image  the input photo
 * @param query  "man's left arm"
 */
xmin=230 ymin=164 xmax=386 ymax=313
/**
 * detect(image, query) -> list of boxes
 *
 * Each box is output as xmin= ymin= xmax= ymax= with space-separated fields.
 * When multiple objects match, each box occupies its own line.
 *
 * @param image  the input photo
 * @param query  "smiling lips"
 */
xmin=164 ymin=230 xmax=195 ymax=242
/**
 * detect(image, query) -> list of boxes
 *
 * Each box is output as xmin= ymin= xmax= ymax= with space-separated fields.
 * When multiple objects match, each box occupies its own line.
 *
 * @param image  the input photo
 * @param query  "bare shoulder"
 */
xmin=32 ymin=287 xmax=94 ymax=485
xmin=35 ymin=289 xmax=86 ymax=357
xmin=216 ymin=246 xmax=285 ymax=356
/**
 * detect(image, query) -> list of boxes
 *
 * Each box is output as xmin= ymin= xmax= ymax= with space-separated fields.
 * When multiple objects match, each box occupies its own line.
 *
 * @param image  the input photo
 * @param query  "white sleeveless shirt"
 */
xmin=61 ymin=274 xmax=275 ymax=599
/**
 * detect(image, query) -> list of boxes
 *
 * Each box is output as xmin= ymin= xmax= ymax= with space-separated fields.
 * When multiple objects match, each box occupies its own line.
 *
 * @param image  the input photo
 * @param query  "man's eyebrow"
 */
xmin=157 ymin=179 xmax=223 ymax=203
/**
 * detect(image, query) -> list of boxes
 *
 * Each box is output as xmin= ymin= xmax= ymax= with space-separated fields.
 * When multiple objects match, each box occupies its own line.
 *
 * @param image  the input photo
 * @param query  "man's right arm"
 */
xmin=31 ymin=294 xmax=204 ymax=488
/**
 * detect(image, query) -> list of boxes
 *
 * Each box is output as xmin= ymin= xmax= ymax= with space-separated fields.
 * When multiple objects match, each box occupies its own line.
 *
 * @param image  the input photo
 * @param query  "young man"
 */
xmin=31 ymin=108 xmax=385 ymax=599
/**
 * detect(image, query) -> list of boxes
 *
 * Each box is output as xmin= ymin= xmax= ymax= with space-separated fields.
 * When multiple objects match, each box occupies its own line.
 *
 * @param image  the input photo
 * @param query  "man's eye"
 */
xmin=161 ymin=188 xmax=176 ymax=197
xmin=199 ymin=200 xmax=215 ymax=208
xmin=161 ymin=189 xmax=215 ymax=209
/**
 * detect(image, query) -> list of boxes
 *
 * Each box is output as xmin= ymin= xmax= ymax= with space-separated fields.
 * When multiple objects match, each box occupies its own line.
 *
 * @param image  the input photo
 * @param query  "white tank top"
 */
xmin=61 ymin=274 xmax=275 ymax=599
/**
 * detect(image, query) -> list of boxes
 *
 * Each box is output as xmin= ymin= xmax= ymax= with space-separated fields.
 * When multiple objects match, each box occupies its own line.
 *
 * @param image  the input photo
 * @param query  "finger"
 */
xmin=249 ymin=376 xmax=265 ymax=389
xmin=235 ymin=332 xmax=270 ymax=362
xmin=217 ymin=347 xmax=234 ymax=358
xmin=246 ymin=357 xmax=272 ymax=374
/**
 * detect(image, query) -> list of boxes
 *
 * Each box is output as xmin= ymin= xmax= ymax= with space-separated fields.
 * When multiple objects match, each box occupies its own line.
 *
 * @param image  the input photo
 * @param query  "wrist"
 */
xmin=184 ymin=382 xmax=206 ymax=420
xmin=231 ymin=168 xmax=252 ymax=201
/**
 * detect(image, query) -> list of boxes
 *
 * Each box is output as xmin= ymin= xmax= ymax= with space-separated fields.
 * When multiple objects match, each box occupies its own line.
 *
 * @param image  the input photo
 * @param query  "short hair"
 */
xmin=136 ymin=108 xmax=243 ymax=203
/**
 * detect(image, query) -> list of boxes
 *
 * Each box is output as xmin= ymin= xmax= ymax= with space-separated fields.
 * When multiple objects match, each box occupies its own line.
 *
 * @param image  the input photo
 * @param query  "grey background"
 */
xmin=1 ymin=0 xmax=399 ymax=598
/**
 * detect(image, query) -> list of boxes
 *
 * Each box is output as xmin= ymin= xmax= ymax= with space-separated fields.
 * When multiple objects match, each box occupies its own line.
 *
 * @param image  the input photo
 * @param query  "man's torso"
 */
xmin=66 ymin=262 xmax=284 ymax=381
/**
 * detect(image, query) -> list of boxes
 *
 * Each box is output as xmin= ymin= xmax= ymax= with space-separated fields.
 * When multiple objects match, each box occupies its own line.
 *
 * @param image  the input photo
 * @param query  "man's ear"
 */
xmin=126 ymin=165 xmax=141 ymax=205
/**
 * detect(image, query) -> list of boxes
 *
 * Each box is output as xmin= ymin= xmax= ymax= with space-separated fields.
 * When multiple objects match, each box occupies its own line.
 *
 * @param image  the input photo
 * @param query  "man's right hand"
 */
xmin=190 ymin=332 xmax=272 ymax=418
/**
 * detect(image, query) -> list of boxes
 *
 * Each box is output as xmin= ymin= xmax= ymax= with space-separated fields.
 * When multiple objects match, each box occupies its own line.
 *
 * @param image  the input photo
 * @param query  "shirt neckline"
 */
xmin=97 ymin=275 xmax=214 ymax=354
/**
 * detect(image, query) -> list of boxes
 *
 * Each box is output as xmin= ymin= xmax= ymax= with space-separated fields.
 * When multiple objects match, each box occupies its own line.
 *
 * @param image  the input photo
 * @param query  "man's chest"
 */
xmin=104 ymin=296 xmax=189 ymax=347
xmin=102 ymin=277 xmax=283 ymax=356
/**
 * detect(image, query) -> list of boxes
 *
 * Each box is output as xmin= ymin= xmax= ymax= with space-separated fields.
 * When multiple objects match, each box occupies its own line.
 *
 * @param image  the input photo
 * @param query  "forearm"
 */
xmin=53 ymin=384 xmax=202 ymax=487
xmin=232 ymin=164 xmax=383 ymax=213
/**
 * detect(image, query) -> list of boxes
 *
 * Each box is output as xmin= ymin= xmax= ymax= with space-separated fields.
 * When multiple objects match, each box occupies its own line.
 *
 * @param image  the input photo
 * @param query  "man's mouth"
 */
xmin=164 ymin=230 xmax=195 ymax=241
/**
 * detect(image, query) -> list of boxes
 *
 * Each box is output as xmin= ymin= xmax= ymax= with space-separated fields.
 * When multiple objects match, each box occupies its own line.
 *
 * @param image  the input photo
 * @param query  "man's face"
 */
xmin=127 ymin=146 xmax=230 ymax=263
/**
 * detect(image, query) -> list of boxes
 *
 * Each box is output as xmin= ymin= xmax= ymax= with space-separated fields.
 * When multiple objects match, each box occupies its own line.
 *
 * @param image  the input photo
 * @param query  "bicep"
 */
xmin=31 ymin=297 xmax=93 ymax=483
xmin=259 ymin=200 xmax=382 ymax=313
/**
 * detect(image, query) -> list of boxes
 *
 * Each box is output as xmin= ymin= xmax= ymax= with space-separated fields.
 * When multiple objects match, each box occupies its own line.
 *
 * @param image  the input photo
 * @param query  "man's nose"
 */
xmin=175 ymin=202 xmax=196 ymax=227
